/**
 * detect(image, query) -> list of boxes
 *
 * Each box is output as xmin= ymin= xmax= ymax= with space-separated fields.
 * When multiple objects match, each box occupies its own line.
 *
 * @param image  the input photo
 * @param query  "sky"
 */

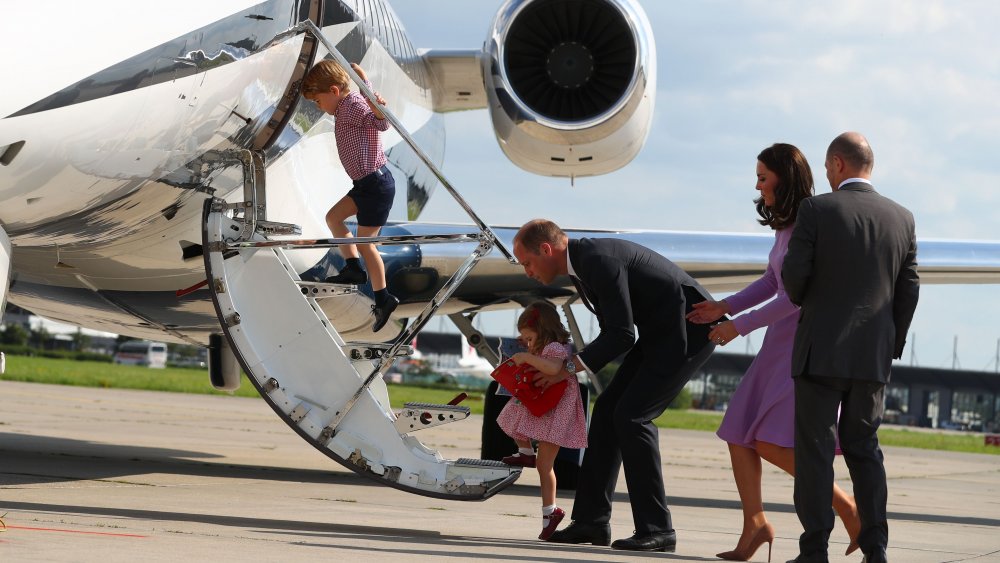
xmin=3 ymin=1 xmax=999 ymax=371
xmin=389 ymin=0 xmax=1000 ymax=372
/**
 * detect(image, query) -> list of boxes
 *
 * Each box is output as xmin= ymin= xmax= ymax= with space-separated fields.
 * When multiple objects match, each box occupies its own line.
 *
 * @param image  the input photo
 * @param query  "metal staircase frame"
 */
xmin=198 ymin=21 xmax=521 ymax=500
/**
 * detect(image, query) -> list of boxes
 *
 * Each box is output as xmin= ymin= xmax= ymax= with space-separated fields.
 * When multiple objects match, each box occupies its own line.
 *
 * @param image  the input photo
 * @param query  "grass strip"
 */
xmin=2 ymin=355 xmax=996 ymax=455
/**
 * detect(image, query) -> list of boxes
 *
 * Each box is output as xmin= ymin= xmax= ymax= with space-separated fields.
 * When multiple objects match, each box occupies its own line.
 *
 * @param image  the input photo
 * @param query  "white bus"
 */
xmin=113 ymin=340 xmax=168 ymax=368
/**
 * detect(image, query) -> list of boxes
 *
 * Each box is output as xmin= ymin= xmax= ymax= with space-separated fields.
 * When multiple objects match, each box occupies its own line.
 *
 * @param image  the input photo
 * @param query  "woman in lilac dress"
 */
xmin=688 ymin=144 xmax=860 ymax=561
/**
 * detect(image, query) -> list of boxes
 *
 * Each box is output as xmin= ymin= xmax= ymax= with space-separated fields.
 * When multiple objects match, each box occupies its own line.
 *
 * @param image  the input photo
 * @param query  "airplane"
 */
xmin=433 ymin=334 xmax=503 ymax=389
xmin=2 ymin=0 xmax=999 ymax=502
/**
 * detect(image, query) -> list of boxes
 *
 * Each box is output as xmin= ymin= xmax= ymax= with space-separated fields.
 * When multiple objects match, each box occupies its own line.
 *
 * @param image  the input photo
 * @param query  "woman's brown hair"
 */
xmin=755 ymin=143 xmax=814 ymax=230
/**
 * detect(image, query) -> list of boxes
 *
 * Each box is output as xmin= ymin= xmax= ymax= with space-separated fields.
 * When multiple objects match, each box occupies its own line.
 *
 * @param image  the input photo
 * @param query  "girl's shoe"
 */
xmin=501 ymin=452 xmax=536 ymax=467
xmin=538 ymin=508 xmax=565 ymax=540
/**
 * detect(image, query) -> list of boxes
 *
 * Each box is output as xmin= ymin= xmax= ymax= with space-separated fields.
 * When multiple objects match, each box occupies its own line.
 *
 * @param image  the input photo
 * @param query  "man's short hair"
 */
xmin=514 ymin=219 xmax=567 ymax=253
xmin=828 ymin=132 xmax=874 ymax=173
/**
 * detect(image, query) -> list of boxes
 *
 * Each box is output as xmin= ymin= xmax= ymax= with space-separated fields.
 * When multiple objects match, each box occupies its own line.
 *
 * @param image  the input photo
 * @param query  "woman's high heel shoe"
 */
xmin=843 ymin=506 xmax=861 ymax=555
xmin=716 ymin=523 xmax=775 ymax=562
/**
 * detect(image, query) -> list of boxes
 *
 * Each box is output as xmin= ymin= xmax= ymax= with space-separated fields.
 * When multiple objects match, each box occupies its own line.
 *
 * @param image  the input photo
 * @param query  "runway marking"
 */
xmin=5 ymin=525 xmax=147 ymax=538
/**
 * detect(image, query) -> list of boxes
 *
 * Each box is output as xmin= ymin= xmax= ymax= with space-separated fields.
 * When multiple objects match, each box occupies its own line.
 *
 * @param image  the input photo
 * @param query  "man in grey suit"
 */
xmin=512 ymin=219 xmax=717 ymax=552
xmin=782 ymin=132 xmax=920 ymax=563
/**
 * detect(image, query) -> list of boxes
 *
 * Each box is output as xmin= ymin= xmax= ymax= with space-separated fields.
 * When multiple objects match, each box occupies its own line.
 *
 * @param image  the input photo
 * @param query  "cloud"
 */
xmin=392 ymin=0 xmax=1000 ymax=369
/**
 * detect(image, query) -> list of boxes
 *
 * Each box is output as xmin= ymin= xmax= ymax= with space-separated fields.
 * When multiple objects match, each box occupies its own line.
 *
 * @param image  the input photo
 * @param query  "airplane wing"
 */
xmin=378 ymin=224 xmax=1000 ymax=321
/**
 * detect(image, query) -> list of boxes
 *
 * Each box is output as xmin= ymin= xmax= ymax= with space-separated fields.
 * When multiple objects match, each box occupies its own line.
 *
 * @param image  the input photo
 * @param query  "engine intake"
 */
xmin=484 ymin=0 xmax=655 ymax=178
xmin=504 ymin=0 xmax=636 ymax=122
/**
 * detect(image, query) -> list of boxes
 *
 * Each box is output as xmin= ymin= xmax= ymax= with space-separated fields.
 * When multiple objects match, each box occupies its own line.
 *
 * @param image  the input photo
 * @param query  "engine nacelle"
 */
xmin=483 ymin=0 xmax=656 ymax=178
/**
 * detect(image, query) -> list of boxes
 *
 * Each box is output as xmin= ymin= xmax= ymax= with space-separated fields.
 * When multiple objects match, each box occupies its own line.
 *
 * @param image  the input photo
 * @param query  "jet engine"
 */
xmin=483 ymin=0 xmax=656 ymax=178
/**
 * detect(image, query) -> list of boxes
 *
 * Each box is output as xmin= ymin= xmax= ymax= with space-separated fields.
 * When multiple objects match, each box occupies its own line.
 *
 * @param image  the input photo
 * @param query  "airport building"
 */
xmin=687 ymin=354 xmax=999 ymax=433
xmin=414 ymin=332 xmax=1000 ymax=434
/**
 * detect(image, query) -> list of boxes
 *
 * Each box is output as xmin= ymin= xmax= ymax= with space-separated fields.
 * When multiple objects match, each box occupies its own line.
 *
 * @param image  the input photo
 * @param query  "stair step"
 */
xmin=344 ymin=342 xmax=414 ymax=361
xmin=455 ymin=458 xmax=510 ymax=468
xmin=255 ymin=220 xmax=302 ymax=235
xmin=395 ymin=402 xmax=471 ymax=433
xmin=296 ymin=281 xmax=358 ymax=298
xmin=402 ymin=401 xmax=470 ymax=414
xmin=226 ymin=231 xmax=481 ymax=250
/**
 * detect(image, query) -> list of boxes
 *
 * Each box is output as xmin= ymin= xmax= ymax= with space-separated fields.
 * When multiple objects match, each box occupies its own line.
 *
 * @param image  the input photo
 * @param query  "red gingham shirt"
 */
xmin=335 ymin=80 xmax=390 ymax=180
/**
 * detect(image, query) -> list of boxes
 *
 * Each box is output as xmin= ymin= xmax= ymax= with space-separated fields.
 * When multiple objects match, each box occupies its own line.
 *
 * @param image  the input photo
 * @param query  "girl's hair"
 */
xmin=302 ymin=60 xmax=351 ymax=95
xmin=517 ymin=301 xmax=569 ymax=353
xmin=755 ymin=143 xmax=814 ymax=230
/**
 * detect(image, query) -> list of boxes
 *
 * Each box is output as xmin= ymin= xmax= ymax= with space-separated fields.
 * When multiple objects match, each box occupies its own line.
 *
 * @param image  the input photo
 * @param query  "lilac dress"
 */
xmin=716 ymin=227 xmax=799 ymax=449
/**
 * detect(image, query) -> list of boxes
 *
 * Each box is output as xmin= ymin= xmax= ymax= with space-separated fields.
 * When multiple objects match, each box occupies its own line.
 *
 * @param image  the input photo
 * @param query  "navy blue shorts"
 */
xmin=348 ymin=165 xmax=395 ymax=227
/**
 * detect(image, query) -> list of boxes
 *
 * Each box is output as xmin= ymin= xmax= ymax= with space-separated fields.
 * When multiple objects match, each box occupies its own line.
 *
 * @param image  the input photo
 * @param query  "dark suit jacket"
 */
xmin=782 ymin=183 xmax=920 ymax=383
xmin=568 ymin=238 xmax=713 ymax=373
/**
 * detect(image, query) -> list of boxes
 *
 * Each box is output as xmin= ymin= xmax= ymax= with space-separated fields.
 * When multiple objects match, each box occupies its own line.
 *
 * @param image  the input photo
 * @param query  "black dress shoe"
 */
xmin=546 ymin=521 xmax=611 ymax=546
xmin=862 ymin=547 xmax=887 ymax=563
xmin=611 ymin=531 xmax=677 ymax=552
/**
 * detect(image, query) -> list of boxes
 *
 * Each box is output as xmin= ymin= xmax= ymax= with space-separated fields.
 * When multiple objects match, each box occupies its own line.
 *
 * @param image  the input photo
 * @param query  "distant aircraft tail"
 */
xmin=460 ymin=334 xmax=477 ymax=364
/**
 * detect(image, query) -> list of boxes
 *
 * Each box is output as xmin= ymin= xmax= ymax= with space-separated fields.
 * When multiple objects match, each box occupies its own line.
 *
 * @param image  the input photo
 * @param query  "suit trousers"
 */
xmin=793 ymin=375 xmax=888 ymax=559
xmin=571 ymin=336 xmax=714 ymax=534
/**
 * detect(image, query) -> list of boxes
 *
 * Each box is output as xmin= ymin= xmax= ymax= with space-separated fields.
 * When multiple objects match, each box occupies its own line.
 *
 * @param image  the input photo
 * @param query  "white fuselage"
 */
xmin=1 ymin=1 xmax=444 ymax=344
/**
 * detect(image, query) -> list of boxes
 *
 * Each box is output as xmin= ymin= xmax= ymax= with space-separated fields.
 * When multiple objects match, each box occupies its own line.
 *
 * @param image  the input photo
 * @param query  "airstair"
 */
xmin=200 ymin=22 xmax=520 ymax=500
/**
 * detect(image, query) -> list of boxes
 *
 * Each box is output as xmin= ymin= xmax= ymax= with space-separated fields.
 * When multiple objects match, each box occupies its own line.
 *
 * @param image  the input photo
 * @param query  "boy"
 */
xmin=302 ymin=60 xmax=397 ymax=332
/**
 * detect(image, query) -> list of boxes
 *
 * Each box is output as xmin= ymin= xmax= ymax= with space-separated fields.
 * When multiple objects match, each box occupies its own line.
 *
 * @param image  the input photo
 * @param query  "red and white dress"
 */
xmin=496 ymin=342 xmax=588 ymax=449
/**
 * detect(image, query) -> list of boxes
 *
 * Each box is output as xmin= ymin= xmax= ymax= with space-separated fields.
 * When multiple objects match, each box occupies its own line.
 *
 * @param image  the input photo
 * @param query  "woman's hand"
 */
xmin=708 ymin=319 xmax=739 ymax=346
xmin=686 ymin=299 xmax=729 ymax=324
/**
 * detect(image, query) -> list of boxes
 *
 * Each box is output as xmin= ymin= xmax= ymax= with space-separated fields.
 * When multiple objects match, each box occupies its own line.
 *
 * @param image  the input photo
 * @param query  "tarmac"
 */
xmin=0 ymin=380 xmax=997 ymax=562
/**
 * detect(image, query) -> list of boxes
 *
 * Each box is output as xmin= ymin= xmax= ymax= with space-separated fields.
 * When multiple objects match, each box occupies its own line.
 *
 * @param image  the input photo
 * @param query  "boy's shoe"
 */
xmin=539 ymin=507 xmax=565 ymax=541
xmin=325 ymin=265 xmax=368 ymax=285
xmin=501 ymin=452 xmax=536 ymax=467
xmin=372 ymin=294 xmax=399 ymax=332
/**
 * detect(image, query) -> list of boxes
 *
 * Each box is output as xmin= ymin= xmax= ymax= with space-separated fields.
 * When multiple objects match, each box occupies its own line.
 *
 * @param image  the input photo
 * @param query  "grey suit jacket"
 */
xmin=568 ymin=238 xmax=713 ymax=374
xmin=782 ymin=183 xmax=920 ymax=383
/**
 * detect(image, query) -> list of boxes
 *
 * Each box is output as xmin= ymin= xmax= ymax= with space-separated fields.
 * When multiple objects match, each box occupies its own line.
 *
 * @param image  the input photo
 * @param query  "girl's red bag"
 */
xmin=490 ymin=359 xmax=567 ymax=417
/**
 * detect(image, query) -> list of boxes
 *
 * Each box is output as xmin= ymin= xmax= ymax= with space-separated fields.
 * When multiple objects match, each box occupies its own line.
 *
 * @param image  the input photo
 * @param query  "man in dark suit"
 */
xmin=782 ymin=132 xmax=920 ymax=563
xmin=512 ymin=219 xmax=717 ymax=552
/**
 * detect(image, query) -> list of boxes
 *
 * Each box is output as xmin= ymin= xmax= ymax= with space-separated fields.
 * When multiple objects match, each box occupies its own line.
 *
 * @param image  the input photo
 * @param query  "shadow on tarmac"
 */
xmin=3 ymin=434 xmax=998 ymax=530
xmin=0 ymin=500 xmax=719 ymax=561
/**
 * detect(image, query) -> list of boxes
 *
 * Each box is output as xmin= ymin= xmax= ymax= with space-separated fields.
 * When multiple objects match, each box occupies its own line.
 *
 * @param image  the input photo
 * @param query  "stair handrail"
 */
xmin=323 ymin=237 xmax=494 ymax=434
xmin=288 ymin=20 xmax=517 ymax=266
xmin=235 ymin=22 xmax=520 ymax=434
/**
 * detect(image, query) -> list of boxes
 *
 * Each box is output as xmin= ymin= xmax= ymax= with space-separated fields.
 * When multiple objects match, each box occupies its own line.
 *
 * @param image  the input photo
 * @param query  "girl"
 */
xmin=496 ymin=301 xmax=588 ymax=541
